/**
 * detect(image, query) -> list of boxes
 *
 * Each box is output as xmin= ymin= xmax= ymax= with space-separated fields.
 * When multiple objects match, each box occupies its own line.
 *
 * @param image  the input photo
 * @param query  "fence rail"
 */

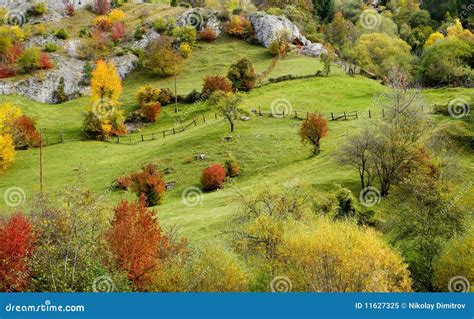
xmin=1 ymin=107 xmax=389 ymax=148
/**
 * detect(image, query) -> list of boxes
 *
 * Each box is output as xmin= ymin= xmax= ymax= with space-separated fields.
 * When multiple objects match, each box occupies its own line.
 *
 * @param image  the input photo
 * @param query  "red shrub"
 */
xmin=39 ymin=53 xmax=54 ymax=70
xmin=0 ymin=213 xmax=34 ymax=292
xmin=142 ymin=102 xmax=161 ymax=123
xmin=111 ymin=22 xmax=126 ymax=41
xmin=94 ymin=0 xmax=111 ymax=15
xmin=199 ymin=27 xmax=217 ymax=42
xmin=108 ymin=197 xmax=166 ymax=291
xmin=201 ymin=163 xmax=226 ymax=191
xmin=202 ymin=75 xmax=233 ymax=95
xmin=130 ymin=163 xmax=166 ymax=206
xmin=0 ymin=64 xmax=15 ymax=78
xmin=65 ymin=3 xmax=75 ymax=16
xmin=4 ymin=43 xmax=23 ymax=64
xmin=12 ymin=115 xmax=41 ymax=150
xmin=115 ymin=175 xmax=132 ymax=190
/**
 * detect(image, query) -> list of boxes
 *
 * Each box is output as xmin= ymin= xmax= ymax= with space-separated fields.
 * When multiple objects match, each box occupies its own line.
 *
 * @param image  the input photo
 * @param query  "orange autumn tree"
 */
xmin=299 ymin=112 xmax=329 ymax=155
xmin=0 ymin=213 xmax=34 ymax=292
xmin=84 ymin=60 xmax=126 ymax=140
xmin=107 ymin=197 xmax=169 ymax=291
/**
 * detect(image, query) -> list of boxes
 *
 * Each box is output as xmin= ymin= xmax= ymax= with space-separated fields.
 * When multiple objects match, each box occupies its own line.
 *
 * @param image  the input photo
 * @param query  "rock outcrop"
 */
xmin=176 ymin=9 xmax=223 ymax=37
xmin=248 ymin=12 xmax=327 ymax=58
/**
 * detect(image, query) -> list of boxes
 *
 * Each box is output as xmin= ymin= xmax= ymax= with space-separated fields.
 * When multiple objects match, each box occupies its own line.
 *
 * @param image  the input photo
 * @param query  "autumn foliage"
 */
xmin=202 ymin=75 xmax=233 ymax=95
xmin=107 ymin=198 xmax=166 ymax=290
xmin=199 ymin=28 xmax=217 ymax=42
xmin=130 ymin=163 xmax=166 ymax=207
xmin=201 ymin=164 xmax=226 ymax=191
xmin=0 ymin=213 xmax=34 ymax=292
xmin=12 ymin=115 xmax=41 ymax=150
xmin=299 ymin=113 xmax=329 ymax=155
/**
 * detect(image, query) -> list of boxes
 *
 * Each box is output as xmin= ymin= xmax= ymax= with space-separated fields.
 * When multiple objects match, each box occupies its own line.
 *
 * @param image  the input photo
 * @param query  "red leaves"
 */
xmin=0 ymin=213 xmax=34 ymax=292
xmin=108 ymin=197 xmax=165 ymax=291
xmin=299 ymin=113 xmax=329 ymax=155
xmin=40 ymin=53 xmax=54 ymax=70
xmin=202 ymin=75 xmax=233 ymax=95
xmin=201 ymin=163 xmax=226 ymax=191
xmin=12 ymin=115 xmax=41 ymax=150
xmin=111 ymin=22 xmax=126 ymax=41
xmin=130 ymin=163 xmax=166 ymax=206
xmin=0 ymin=64 xmax=15 ymax=79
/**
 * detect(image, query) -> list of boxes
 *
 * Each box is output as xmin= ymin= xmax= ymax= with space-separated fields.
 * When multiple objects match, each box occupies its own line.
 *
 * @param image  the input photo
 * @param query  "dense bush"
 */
xmin=27 ymin=2 xmax=48 ymax=17
xmin=153 ymin=16 xmax=175 ymax=35
xmin=39 ymin=52 xmax=53 ymax=69
xmin=44 ymin=43 xmax=59 ymax=53
xmin=12 ymin=115 xmax=41 ymax=150
xmin=0 ymin=213 xmax=34 ymax=292
xmin=172 ymin=26 xmax=197 ymax=47
xmin=0 ymin=133 xmax=15 ymax=173
xmin=142 ymin=37 xmax=183 ymax=77
xmin=225 ymin=158 xmax=240 ymax=177
xmin=55 ymin=28 xmax=69 ymax=40
xmin=201 ymin=164 xmax=226 ymax=191
xmin=227 ymin=58 xmax=256 ymax=92
xmin=199 ymin=27 xmax=217 ymax=42
xmin=130 ymin=163 xmax=166 ymax=206
xmin=17 ymin=48 xmax=41 ymax=73
xmin=179 ymin=43 xmax=192 ymax=58
xmin=94 ymin=0 xmax=111 ymax=15
xmin=225 ymin=15 xmax=253 ymax=39
xmin=202 ymin=75 xmax=233 ymax=95
xmin=136 ymin=85 xmax=162 ymax=106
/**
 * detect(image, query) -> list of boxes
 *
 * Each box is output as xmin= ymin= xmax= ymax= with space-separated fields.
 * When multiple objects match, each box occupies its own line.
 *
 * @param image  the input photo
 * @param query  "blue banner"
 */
xmin=0 ymin=293 xmax=472 ymax=319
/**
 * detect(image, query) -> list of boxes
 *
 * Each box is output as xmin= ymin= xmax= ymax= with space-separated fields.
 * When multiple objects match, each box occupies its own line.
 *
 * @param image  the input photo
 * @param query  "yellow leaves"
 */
xmin=0 ymin=133 xmax=15 ymax=173
xmin=424 ymin=32 xmax=444 ymax=48
xmin=446 ymin=19 xmax=473 ymax=41
xmin=108 ymin=9 xmax=126 ymax=23
xmin=93 ymin=15 xmax=112 ymax=27
xmin=179 ymin=43 xmax=192 ymax=58
xmin=278 ymin=217 xmax=412 ymax=292
xmin=0 ymin=102 xmax=22 ymax=132
xmin=90 ymin=60 xmax=122 ymax=105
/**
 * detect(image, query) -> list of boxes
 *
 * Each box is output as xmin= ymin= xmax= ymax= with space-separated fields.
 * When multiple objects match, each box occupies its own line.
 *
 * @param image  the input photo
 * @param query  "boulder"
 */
xmin=112 ymin=54 xmax=139 ymax=79
xmin=300 ymin=43 xmax=328 ymax=58
xmin=248 ymin=12 xmax=309 ymax=48
xmin=131 ymin=30 xmax=160 ymax=49
xmin=176 ymin=9 xmax=222 ymax=37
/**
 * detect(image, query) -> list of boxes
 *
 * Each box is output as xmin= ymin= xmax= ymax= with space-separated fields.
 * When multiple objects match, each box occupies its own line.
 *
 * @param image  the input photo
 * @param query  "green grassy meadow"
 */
xmin=0 ymin=38 xmax=472 ymax=244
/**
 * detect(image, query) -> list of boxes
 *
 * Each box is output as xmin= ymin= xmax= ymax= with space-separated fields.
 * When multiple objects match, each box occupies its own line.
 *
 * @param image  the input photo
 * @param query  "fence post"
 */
xmin=141 ymin=134 xmax=144 ymax=142
xmin=129 ymin=136 xmax=132 ymax=144
xmin=344 ymin=112 xmax=347 ymax=120
xmin=60 ymin=133 xmax=64 ymax=143
xmin=152 ymin=133 xmax=155 ymax=140
xmin=117 ymin=136 xmax=120 ymax=144
xmin=294 ymin=111 xmax=297 ymax=118
xmin=193 ymin=119 xmax=197 ymax=126
xmin=202 ymin=114 xmax=206 ymax=123
xmin=162 ymin=131 xmax=165 ymax=138
xmin=173 ymin=128 xmax=176 ymax=135
xmin=355 ymin=111 xmax=358 ymax=120
xmin=382 ymin=109 xmax=385 ymax=118
xmin=282 ymin=110 xmax=285 ymax=117
xmin=368 ymin=110 xmax=371 ymax=118
xmin=259 ymin=107 xmax=262 ymax=116
xmin=215 ymin=113 xmax=217 ymax=120
xmin=331 ymin=112 xmax=334 ymax=121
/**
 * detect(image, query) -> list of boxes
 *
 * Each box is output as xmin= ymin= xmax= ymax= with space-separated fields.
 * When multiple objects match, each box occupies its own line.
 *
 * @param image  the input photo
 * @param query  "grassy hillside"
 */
xmin=0 ymin=38 xmax=472 ymax=244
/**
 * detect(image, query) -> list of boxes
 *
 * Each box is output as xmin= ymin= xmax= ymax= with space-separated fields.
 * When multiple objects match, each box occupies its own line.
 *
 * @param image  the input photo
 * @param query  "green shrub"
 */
xmin=44 ymin=43 xmax=59 ymax=52
xmin=27 ymin=2 xmax=48 ymax=17
xmin=55 ymin=28 xmax=69 ymax=40
xmin=172 ymin=26 xmax=197 ymax=47
xmin=225 ymin=158 xmax=240 ymax=177
xmin=227 ymin=58 xmax=256 ymax=92
xmin=18 ymin=47 xmax=41 ymax=73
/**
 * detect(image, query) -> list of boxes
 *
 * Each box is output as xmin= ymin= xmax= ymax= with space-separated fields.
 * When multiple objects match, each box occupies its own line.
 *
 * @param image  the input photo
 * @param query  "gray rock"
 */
xmin=176 ymin=9 xmax=222 ymax=37
xmin=248 ymin=12 xmax=309 ymax=48
xmin=300 ymin=43 xmax=328 ymax=58
xmin=112 ymin=54 xmax=139 ymax=79
xmin=131 ymin=30 xmax=160 ymax=49
xmin=195 ymin=153 xmax=206 ymax=160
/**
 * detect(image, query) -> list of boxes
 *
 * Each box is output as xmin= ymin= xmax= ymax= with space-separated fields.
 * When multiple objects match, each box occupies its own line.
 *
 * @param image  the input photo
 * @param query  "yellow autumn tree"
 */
xmin=0 ymin=133 xmax=15 ymax=173
xmin=278 ymin=217 xmax=412 ymax=292
xmin=0 ymin=103 xmax=22 ymax=132
xmin=84 ymin=60 xmax=126 ymax=140
xmin=446 ymin=19 xmax=474 ymax=42
xmin=424 ymin=32 xmax=444 ymax=48
xmin=90 ymin=60 xmax=122 ymax=105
